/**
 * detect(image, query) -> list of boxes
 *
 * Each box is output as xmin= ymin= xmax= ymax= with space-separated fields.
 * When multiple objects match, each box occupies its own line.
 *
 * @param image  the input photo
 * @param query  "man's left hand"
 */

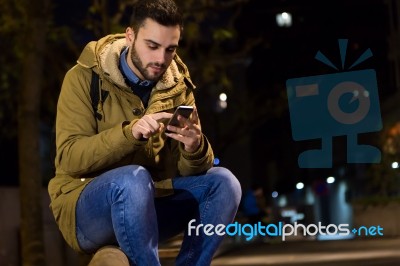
xmin=165 ymin=107 xmax=201 ymax=153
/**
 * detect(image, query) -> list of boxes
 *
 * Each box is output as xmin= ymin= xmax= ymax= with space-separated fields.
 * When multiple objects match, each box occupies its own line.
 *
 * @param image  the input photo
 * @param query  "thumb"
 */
xmin=159 ymin=122 xmax=165 ymax=132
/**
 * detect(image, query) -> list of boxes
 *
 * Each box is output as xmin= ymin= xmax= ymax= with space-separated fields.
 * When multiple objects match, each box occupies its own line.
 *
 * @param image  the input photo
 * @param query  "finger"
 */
xmin=177 ymin=114 xmax=190 ymax=126
xmin=151 ymin=112 xmax=173 ymax=122
xmin=165 ymin=131 xmax=189 ymax=143
xmin=159 ymin=122 xmax=165 ymax=132
xmin=136 ymin=124 xmax=153 ymax=139
xmin=191 ymin=107 xmax=199 ymax=124
xmin=165 ymin=124 xmax=179 ymax=134
xmin=176 ymin=115 xmax=201 ymax=135
xmin=177 ymin=106 xmax=198 ymax=129
xmin=165 ymin=130 xmax=201 ymax=153
xmin=132 ymin=114 xmax=169 ymax=139
xmin=141 ymin=115 xmax=160 ymax=131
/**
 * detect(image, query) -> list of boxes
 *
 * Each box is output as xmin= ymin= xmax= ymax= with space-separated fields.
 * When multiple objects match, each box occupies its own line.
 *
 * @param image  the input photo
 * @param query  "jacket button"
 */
xmin=132 ymin=108 xmax=142 ymax=116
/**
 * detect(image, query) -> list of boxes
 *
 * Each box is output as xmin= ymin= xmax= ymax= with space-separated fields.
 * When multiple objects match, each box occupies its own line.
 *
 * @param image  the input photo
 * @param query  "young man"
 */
xmin=47 ymin=0 xmax=241 ymax=265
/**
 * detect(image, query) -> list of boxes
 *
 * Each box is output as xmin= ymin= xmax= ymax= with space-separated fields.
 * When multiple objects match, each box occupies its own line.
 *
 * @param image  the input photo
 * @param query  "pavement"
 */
xmin=160 ymin=236 xmax=400 ymax=265
xmin=211 ymin=237 xmax=400 ymax=266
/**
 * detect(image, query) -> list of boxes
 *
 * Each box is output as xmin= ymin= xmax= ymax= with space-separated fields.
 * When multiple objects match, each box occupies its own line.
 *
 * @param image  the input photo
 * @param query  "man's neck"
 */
xmin=120 ymin=47 xmax=153 ymax=86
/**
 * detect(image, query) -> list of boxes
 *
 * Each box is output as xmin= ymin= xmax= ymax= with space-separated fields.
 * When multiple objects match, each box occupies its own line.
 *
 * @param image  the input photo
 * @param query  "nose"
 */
xmin=153 ymin=49 xmax=166 ymax=64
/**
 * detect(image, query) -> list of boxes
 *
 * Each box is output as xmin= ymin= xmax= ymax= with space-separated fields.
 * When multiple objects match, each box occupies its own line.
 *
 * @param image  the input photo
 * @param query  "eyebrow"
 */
xmin=144 ymin=39 xmax=179 ymax=50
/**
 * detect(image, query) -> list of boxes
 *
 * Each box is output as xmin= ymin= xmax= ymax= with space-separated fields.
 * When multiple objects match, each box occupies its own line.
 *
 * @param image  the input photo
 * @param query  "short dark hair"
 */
xmin=130 ymin=0 xmax=183 ymax=33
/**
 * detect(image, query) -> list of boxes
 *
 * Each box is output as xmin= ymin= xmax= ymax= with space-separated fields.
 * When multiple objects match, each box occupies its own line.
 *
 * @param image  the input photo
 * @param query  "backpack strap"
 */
xmin=90 ymin=71 xmax=109 ymax=120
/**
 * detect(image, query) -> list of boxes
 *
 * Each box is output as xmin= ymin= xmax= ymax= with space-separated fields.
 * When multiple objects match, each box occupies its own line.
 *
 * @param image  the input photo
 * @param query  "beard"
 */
xmin=130 ymin=42 xmax=167 ymax=82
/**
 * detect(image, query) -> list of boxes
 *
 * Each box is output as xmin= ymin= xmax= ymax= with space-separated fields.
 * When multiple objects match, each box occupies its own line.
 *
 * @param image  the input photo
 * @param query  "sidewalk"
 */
xmin=88 ymin=236 xmax=400 ymax=266
xmin=211 ymin=237 xmax=400 ymax=266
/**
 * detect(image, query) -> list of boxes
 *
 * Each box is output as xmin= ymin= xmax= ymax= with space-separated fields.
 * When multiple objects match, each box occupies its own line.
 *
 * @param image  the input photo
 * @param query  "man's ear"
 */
xmin=125 ymin=27 xmax=135 ymax=45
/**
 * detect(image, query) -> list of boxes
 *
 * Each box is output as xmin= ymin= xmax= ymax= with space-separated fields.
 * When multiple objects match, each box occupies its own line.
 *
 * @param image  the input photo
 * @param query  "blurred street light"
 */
xmin=276 ymin=12 xmax=292 ymax=27
xmin=296 ymin=182 xmax=304 ymax=189
xmin=327 ymin=176 xmax=335 ymax=184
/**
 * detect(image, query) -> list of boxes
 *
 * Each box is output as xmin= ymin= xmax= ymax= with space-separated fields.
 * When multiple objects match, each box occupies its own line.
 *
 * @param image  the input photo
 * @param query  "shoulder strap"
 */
xmin=90 ymin=71 xmax=100 ymax=119
xmin=90 ymin=71 xmax=109 ymax=120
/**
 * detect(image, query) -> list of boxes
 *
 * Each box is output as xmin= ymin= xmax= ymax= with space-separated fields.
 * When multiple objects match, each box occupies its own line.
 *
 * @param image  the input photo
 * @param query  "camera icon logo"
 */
xmin=286 ymin=39 xmax=382 ymax=168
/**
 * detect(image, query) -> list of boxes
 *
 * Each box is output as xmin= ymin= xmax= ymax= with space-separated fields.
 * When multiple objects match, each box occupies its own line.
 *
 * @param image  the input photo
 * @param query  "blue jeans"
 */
xmin=76 ymin=165 xmax=241 ymax=266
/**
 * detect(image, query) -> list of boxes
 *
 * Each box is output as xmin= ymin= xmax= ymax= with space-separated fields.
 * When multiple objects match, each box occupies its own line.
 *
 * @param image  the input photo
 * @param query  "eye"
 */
xmin=167 ymin=47 xmax=177 ymax=53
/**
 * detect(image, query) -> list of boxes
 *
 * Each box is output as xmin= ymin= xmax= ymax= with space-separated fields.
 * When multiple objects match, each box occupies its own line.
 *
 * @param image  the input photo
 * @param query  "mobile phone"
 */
xmin=165 ymin=105 xmax=194 ymax=133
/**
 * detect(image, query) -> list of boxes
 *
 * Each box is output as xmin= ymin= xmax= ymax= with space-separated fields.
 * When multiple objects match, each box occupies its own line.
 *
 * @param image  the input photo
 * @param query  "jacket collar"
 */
xmin=77 ymin=34 xmax=186 ymax=91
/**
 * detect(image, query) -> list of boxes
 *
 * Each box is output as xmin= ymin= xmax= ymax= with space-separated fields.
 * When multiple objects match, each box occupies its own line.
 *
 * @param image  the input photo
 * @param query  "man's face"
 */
xmin=127 ymin=18 xmax=180 ymax=82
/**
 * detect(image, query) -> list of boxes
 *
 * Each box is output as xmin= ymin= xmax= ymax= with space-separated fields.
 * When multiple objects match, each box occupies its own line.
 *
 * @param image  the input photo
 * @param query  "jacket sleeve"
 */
xmin=177 ymin=133 xmax=215 ymax=176
xmin=55 ymin=66 xmax=145 ymax=176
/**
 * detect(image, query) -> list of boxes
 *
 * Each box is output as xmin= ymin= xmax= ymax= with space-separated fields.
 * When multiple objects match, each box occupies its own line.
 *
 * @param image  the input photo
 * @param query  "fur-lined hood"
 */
xmin=76 ymin=33 xmax=195 ymax=92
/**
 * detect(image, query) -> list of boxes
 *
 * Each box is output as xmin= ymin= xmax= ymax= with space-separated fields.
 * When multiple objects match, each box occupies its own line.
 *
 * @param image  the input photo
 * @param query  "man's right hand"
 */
xmin=131 ymin=112 xmax=173 ymax=140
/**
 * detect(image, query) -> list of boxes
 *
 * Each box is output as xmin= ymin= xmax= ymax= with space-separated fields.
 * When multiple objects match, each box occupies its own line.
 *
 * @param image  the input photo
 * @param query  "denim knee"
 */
xmin=110 ymin=165 xmax=155 ymax=200
xmin=207 ymin=167 xmax=242 ymax=206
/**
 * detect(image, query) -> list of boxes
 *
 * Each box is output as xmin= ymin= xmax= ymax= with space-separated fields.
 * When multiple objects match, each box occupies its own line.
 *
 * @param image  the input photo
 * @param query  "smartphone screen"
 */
xmin=165 ymin=106 xmax=194 ymax=132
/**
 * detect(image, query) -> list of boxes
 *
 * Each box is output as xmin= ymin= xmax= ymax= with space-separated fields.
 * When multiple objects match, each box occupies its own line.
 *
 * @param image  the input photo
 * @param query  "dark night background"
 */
xmin=2 ymin=0 xmax=400 ymax=265
xmin=0 ymin=0 xmax=396 ymax=202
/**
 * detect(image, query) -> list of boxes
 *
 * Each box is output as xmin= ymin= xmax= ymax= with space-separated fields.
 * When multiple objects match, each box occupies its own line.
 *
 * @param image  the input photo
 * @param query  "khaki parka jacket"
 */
xmin=48 ymin=34 xmax=214 ymax=252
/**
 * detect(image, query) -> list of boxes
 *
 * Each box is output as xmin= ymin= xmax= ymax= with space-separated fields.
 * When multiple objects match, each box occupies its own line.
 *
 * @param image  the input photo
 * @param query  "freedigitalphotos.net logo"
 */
xmin=187 ymin=219 xmax=384 ymax=241
xmin=286 ymin=39 xmax=382 ymax=168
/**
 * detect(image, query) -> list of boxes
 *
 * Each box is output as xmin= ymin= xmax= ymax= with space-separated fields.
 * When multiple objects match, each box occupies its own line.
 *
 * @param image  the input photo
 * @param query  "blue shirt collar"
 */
xmin=120 ymin=47 xmax=154 ymax=87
